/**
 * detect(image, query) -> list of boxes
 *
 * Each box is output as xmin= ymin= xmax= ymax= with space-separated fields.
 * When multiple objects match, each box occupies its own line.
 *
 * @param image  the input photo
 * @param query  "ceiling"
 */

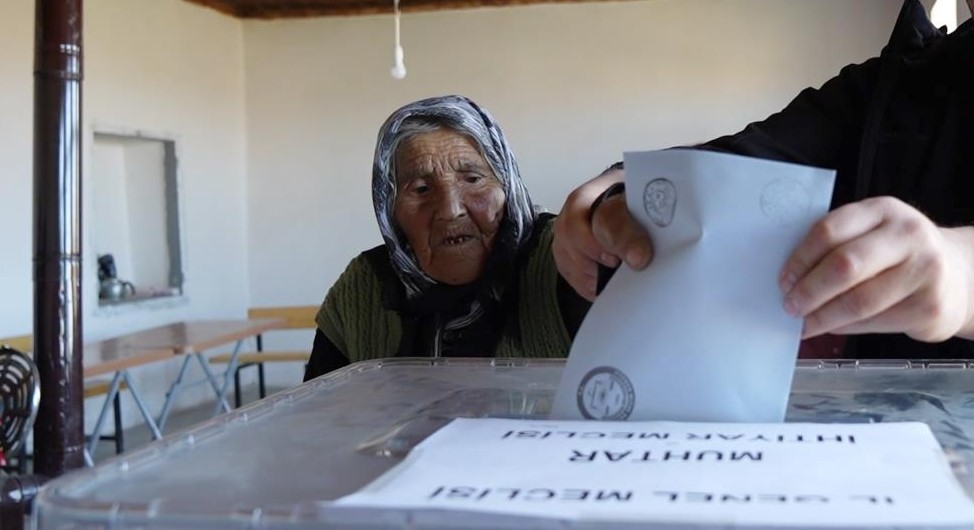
xmin=182 ymin=0 xmax=619 ymax=18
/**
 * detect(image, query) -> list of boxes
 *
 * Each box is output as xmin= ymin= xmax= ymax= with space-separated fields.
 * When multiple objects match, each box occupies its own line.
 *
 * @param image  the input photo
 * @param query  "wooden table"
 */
xmin=82 ymin=341 xmax=176 ymax=465
xmin=82 ymin=319 xmax=284 ymax=464
xmin=84 ymin=340 xmax=173 ymax=378
xmin=130 ymin=320 xmax=284 ymax=429
xmin=96 ymin=320 xmax=282 ymax=355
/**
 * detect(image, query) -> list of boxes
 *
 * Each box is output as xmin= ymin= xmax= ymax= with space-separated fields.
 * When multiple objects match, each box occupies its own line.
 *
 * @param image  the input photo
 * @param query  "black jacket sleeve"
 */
xmin=700 ymin=58 xmax=882 ymax=207
xmin=703 ymin=60 xmax=878 ymax=163
xmin=303 ymin=329 xmax=350 ymax=381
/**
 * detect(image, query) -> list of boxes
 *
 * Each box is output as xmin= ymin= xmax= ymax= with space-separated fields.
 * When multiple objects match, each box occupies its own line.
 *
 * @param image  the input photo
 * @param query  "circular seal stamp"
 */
xmin=643 ymin=178 xmax=677 ymax=227
xmin=576 ymin=366 xmax=636 ymax=420
xmin=760 ymin=178 xmax=811 ymax=225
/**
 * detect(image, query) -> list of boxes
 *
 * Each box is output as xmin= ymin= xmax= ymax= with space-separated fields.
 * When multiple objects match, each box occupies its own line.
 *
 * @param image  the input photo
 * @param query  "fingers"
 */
xmin=552 ymin=232 xmax=599 ymax=301
xmin=552 ymin=170 xmax=626 ymax=301
xmin=787 ymin=197 xmax=974 ymax=342
xmin=800 ymin=260 xmax=924 ymax=338
xmin=784 ymin=220 xmax=911 ymax=320
xmin=824 ymin=227 xmax=973 ymax=342
xmin=591 ymin=194 xmax=654 ymax=270
xmin=824 ymin=286 xmax=958 ymax=341
xmin=552 ymin=197 xmax=602 ymax=301
xmin=779 ymin=198 xmax=890 ymax=294
xmin=554 ymin=210 xmax=618 ymax=268
xmin=552 ymin=206 xmax=610 ymax=301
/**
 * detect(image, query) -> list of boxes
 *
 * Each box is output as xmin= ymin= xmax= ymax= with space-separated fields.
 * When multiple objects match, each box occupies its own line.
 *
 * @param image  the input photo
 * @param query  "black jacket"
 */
xmin=703 ymin=0 xmax=973 ymax=358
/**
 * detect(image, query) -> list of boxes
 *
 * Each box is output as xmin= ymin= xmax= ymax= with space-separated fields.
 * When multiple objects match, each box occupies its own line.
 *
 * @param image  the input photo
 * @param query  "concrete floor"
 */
xmin=89 ymin=383 xmax=284 ymax=463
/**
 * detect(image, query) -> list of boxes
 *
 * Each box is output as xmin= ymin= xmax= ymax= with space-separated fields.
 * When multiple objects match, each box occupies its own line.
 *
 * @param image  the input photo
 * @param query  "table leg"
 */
xmin=157 ymin=355 xmax=194 ymax=432
xmin=190 ymin=349 xmax=234 ymax=415
xmin=214 ymin=340 xmax=244 ymax=414
xmin=86 ymin=372 xmax=124 ymax=463
xmin=121 ymin=371 xmax=163 ymax=440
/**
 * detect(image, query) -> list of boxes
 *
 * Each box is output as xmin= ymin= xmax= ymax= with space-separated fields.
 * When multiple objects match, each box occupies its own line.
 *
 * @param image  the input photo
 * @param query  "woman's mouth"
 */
xmin=441 ymin=235 xmax=475 ymax=246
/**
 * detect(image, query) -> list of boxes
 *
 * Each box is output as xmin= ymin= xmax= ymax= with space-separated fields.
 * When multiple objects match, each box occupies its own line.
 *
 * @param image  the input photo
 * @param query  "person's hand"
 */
xmin=552 ymin=168 xmax=653 ymax=300
xmin=780 ymin=196 xmax=974 ymax=342
xmin=552 ymin=170 xmax=623 ymax=300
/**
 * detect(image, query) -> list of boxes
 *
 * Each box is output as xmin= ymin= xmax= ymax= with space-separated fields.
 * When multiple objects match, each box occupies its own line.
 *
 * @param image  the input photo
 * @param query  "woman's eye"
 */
xmin=463 ymin=173 xmax=484 ymax=184
xmin=406 ymin=180 xmax=429 ymax=194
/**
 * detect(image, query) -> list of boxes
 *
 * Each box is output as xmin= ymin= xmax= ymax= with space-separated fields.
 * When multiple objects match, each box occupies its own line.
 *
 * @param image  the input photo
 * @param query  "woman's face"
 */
xmin=393 ymin=129 xmax=506 ymax=285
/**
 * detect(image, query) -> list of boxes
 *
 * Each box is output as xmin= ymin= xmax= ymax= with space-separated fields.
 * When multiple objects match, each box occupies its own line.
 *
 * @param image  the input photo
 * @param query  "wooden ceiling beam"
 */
xmin=183 ymin=0 xmax=243 ymax=17
xmin=184 ymin=0 xmax=624 ymax=19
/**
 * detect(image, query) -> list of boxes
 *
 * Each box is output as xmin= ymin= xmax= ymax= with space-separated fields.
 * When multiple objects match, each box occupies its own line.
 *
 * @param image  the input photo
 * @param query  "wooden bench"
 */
xmin=1 ymin=335 xmax=127 ymax=457
xmin=209 ymin=306 xmax=316 ymax=407
xmin=0 ymin=335 xmax=31 ymax=354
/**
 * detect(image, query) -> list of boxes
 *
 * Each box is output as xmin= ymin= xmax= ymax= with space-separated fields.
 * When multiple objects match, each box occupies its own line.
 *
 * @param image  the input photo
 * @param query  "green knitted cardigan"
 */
xmin=316 ymin=221 xmax=570 ymax=362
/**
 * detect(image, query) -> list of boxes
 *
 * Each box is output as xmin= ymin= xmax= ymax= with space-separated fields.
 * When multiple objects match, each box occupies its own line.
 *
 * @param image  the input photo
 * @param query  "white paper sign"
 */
xmin=552 ymin=149 xmax=835 ymax=422
xmin=336 ymin=418 xmax=974 ymax=528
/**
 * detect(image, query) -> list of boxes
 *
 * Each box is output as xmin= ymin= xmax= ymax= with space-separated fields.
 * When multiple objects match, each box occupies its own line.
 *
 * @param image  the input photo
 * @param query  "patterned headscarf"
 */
xmin=372 ymin=95 xmax=536 ymax=299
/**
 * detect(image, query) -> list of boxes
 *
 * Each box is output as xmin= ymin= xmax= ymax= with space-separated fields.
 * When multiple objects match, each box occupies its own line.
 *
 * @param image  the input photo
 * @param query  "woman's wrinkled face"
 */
xmin=394 ymin=129 xmax=506 ymax=285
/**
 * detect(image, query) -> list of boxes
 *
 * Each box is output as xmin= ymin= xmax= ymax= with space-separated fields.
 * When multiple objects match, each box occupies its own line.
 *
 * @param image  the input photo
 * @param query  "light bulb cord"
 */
xmin=394 ymin=0 xmax=402 ymax=47
xmin=390 ymin=0 xmax=406 ymax=79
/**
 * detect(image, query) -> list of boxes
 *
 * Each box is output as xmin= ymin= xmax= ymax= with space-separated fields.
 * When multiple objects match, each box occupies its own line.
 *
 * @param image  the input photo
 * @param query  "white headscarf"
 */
xmin=372 ymin=95 xmax=536 ymax=299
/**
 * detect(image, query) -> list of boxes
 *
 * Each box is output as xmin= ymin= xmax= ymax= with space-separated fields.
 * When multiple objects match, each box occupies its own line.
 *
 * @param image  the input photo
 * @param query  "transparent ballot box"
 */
xmin=34 ymin=359 xmax=974 ymax=529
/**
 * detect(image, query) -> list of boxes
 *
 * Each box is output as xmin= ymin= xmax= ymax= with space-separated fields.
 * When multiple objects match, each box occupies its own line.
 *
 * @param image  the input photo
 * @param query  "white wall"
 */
xmin=124 ymin=141 xmax=169 ymax=291
xmin=91 ymin=142 xmax=133 ymax=275
xmin=0 ymin=0 xmax=249 ymax=432
xmin=930 ymin=0 xmax=959 ymax=29
xmin=0 ymin=2 xmax=34 ymax=347
xmin=91 ymin=138 xmax=170 ymax=292
xmin=243 ymin=0 xmax=903 ymax=383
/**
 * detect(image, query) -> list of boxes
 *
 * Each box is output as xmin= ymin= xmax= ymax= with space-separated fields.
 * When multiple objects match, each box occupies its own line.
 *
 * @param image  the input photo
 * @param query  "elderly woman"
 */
xmin=303 ymin=96 xmax=589 ymax=379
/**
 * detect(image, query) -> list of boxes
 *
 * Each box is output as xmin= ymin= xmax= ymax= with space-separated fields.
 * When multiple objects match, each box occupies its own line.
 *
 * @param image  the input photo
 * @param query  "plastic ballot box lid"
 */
xmin=34 ymin=358 xmax=974 ymax=529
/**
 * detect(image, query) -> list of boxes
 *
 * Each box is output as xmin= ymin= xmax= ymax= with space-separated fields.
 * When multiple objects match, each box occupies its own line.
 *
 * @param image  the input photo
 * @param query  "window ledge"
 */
xmin=93 ymin=294 xmax=189 ymax=317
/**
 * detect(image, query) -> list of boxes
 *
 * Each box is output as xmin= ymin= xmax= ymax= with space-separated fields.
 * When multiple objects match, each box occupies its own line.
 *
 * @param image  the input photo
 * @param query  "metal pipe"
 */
xmin=32 ymin=0 xmax=85 ymax=476
xmin=0 ymin=475 xmax=47 ymax=530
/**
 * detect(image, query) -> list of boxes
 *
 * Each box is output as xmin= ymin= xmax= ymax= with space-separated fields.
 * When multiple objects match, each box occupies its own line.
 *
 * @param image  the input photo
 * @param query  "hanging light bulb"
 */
xmin=391 ymin=45 xmax=406 ymax=80
xmin=390 ymin=0 xmax=407 ymax=79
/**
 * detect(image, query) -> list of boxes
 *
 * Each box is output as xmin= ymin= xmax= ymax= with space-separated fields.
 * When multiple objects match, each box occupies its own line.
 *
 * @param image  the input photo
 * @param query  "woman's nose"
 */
xmin=434 ymin=184 xmax=466 ymax=220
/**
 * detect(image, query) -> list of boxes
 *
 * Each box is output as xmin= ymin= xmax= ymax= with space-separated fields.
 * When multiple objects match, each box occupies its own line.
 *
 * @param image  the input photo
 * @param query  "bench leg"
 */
xmin=90 ymin=392 xmax=125 ymax=455
xmin=255 ymin=333 xmax=266 ymax=400
xmin=233 ymin=366 xmax=243 ymax=408
xmin=113 ymin=392 xmax=124 ymax=454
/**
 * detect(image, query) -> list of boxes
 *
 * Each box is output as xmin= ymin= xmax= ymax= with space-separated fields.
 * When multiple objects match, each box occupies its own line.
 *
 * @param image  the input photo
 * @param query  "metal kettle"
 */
xmin=99 ymin=278 xmax=136 ymax=301
xmin=97 ymin=254 xmax=136 ymax=301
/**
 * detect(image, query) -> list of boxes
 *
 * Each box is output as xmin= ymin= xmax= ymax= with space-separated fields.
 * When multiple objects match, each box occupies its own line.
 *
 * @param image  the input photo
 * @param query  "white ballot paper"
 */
xmin=335 ymin=418 xmax=974 ymax=528
xmin=552 ymin=149 xmax=835 ymax=422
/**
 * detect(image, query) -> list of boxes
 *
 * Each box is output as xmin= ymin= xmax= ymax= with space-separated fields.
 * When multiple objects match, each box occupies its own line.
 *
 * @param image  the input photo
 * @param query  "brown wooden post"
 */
xmin=32 ymin=0 xmax=85 ymax=476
